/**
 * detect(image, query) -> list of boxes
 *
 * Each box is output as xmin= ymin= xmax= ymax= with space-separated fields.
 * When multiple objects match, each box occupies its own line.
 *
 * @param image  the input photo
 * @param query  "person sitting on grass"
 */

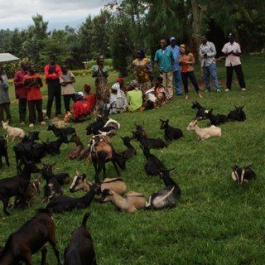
xmin=116 ymin=77 xmax=128 ymax=93
xmin=153 ymin=76 xmax=167 ymax=106
xmin=126 ymin=80 xmax=143 ymax=112
xmin=71 ymin=92 xmax=91 ymax=122
xmin=109 ymin=82 xmax=127 ymax=114
xmin=83 ymin=84 xmax=96 ymax=112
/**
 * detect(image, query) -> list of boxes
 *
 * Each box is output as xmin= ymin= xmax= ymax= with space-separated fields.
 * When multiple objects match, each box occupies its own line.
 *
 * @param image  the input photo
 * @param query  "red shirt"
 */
xmin=84 ymin=93 xmax=96 ymax=108
xmin=73 ymin=99 xmax=91 ymax=118
xmin=23 ymin=73 xmax=43 ymax=101
xmin=14 ymin=69 xmax=28 ymax=99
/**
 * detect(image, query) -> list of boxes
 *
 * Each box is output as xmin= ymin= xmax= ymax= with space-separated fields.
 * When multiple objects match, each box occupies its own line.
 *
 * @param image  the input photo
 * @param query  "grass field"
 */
xmin=0 ymin=54 xmax=265 ymax=265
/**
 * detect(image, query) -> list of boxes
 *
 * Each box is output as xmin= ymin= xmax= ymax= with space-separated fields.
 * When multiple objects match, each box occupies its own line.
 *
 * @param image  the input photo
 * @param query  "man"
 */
xmin=14 ymin=61 xmax=28 ymax=125
xmin=222 ymin=33 xmax=246 ymax=91
xmin=44 ymin=55 xmax=62 ymax=119
xmin=154 ymin=39 xmax=174 ymax=99
xmin=167 ymin=36 xmax=182 ymax=95
xmin=199 ymin=35 xmax=221 ymax=92
xmin=23 ymin=64 xmax=46 ymax=127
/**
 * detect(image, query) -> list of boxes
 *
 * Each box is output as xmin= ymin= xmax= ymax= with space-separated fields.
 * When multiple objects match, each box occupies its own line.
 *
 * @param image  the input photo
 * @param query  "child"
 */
xmin=83 ymin=84 xmax=97 ymax=112
xmin=153 ymin=76 xmax=167 ymax=106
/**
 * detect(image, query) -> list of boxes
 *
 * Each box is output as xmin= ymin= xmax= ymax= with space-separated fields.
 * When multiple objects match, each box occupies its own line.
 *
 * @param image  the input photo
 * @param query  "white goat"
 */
xmin=2 ymin=121 xmax=25 ymax=141
xmin=101 ymin=189 xmax=147 ymax=213
xmin=187 ymin=120 xmax=221 ymax=140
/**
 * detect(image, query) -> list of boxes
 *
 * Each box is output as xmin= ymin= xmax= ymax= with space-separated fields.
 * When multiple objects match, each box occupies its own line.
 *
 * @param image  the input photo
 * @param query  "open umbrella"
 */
xmin=0 ymin=53 xmax=19 ymax=63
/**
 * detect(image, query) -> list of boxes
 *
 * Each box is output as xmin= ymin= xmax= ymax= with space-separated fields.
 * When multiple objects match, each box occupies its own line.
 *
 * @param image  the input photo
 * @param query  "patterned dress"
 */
xmin=91 ymin=65 xmax=110 ymax=110
xmin=132 ymin=58 xmax=152 ymax=93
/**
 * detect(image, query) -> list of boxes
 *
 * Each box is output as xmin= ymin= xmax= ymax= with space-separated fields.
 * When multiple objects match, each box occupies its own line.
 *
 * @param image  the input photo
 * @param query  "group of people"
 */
xmin=0 ymin=33 xmax=246 ymax=124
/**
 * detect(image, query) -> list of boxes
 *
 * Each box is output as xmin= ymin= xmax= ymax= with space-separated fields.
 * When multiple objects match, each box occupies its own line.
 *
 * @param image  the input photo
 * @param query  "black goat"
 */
xmin=0 ymin=208 xmax=61 ymax=265
xmin=40 ymin=163 xmax=63 ymax=202
xmin=119 ymin=136 xmax=136 ymax=159
xmin=160 ymin=119 xmax=183 ymax=141
xmin=0 ymin=162 xmax=40 ymax=216
xmin=231 ymin=165 xmax=256 ymax=184
xmin=45 ymin=131 xmax=69 ymax=155
xmin=133 ymin=122 xmax=167 ymax=149
xmin=64 ymin=213 xmax=97 ymax=265
xmin=146 ymin=168 xmax=181 ymax=210
xmin=140 ymin=145 xmax=167 ymax=177
xmin=227 ymin=105 xmax=246 ymax=121
xmin=46 ymin=183 xmax=100 ymax=213
xmin=191 ymin=101 xmax=208 ymax=120
xmin=207 ymin=109 xmax=227 ymax=126
xmin=47 ymin=123 xmax=76 ymax=137
xmin=0 ymin=136 xmax=9 ymax=168
xmin=86 ymin=114 xmax=110 ymax=135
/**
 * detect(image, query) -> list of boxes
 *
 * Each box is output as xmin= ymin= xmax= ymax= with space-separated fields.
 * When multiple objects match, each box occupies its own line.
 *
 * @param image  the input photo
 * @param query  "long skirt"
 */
xmin=95 ymin=77 xmax=110 ymax=111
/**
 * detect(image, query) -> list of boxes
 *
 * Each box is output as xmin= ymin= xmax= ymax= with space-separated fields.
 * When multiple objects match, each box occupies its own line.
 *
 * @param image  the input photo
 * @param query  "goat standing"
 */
xmin=0 ymin=136 xmax=9 ymax=168
xmin=64 ymin=213 xmax=97 ymax=265
xmin=0 ymin=208 xmax=61 ymax=265
xmin=2 ymin=121 xmax=25 ymax=142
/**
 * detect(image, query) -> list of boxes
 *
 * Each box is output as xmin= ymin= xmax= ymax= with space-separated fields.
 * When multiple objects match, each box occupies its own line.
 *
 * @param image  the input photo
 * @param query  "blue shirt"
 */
xmin=154 ymin=48 xmax=174 ymax=73
xmin=167 ymin=44 xmax=180 ymax=71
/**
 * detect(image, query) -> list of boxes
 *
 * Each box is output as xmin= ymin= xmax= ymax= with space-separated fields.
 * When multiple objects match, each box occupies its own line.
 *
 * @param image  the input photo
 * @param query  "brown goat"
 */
xmin=0 ymin=208 xmax=61 ymax=265
xmin=68 ymin=133 xmax=85 ymax=160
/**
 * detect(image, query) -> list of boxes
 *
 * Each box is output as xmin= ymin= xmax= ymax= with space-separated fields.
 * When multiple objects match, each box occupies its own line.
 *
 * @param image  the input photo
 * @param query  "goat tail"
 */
xmin=82 ymin=212 xmax=91 ymax=227
xmin=36 ymin=207 xmax=53 ymax=216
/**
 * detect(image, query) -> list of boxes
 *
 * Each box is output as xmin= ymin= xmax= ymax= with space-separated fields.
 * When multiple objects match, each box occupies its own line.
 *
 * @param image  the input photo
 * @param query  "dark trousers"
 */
xmin=46 ymin=85 xmax=61 ymax=117
xmin=181 ymin=71 xmax=200 ymax=94
xmin=0 ymin=102 xmax=11 ymax=123
xmin=28 ymin=100 xmax=44 ymax=124
xmin=19 ymin=98 xmax=27 ymax=123
xmin=226 ymin=64 xmax=246 ymax=89
xmin=63 ymin=94 xmax=76 ymax=112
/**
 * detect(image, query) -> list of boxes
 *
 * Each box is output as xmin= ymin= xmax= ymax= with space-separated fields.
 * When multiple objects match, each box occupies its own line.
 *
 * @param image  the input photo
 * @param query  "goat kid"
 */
xmin=64 ymin=213 xmax=97 ymax=265
xmin=207 ymin=109 xmax=227 ymax=126
xmin=187 ymin=120 xmax=221 ymax=140
xmin=100 ymin=189 xmax=147 ymax=213
xmin=146 ymin=169 xmax=181 ymax=210
xmin=231 ymin=165 xmax=257 ymax=184
xmin=2 ymin=121 xmax=25 ymax=142
xmin=47 ymin=123 xmax=76 ymax=137
xmin=0 ymin=208 xmax=61 ymax=265
xmin=119 ymin=136 xmax=136 ymax=159
xmin=191 ymin=101 xmax=209 ymax=120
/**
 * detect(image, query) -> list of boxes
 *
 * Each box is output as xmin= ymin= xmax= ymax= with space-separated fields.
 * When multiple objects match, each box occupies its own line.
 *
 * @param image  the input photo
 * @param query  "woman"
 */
xmin=109 ymin=82 xmax=127 ymax=114
xmin=132 ymin=50 xmax=152 ymax=93
xmin=0 ymin=67 xmax=12 ymax=123
xmin=91 ymin=56 xmax=109 ymax=111
xmin=179 ymin=44 xmax=202 ymax=99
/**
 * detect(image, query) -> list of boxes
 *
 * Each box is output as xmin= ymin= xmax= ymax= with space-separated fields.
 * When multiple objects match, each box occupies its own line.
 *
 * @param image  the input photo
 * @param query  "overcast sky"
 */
xmin=0 ymin=0 xmax=111 ymax=30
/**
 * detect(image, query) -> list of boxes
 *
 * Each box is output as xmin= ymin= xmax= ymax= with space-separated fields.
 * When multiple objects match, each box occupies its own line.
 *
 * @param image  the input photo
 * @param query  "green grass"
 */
xmin=0 ymin=54 xmax=265 ymax=265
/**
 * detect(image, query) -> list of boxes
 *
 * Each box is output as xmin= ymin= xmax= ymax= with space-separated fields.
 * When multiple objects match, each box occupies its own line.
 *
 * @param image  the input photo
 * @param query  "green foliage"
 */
xmin=0 ymin=54 xmax=265 ymax=264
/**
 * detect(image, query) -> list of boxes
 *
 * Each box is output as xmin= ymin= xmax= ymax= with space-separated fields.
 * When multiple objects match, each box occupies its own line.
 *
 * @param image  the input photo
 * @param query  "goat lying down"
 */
xmin=146 ymin=169 xmax=181 ymax=210
xmin=186 ymin=119 xmax=221 ymax=140
xmin=231 ymin=165 xmax=257 ymax=184
xmin=64 ymin=213 xmax=97 ymax=265
xmin=100 ymin=189 xmax=147 ymax=213
xmin=69 ymin=172 xmax=127 ymax=198
xmin=0 ymin=208 xmax=61 ymax=265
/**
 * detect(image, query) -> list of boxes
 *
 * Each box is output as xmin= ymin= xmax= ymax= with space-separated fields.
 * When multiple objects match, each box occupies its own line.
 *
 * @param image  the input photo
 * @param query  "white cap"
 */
xmin=111 ymin=82 xmax=120 ymax=91
xmin=77 ymin=91 xmax=84 ymax=97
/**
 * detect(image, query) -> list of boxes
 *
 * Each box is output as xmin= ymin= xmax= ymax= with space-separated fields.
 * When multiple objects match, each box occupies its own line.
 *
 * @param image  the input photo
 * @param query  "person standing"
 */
xmin=199 ymin=35 xmax=221 ymax=92
xmin=0 ymin=67 xmax=11 ymax=123
xmin=154 ymin=39 xmax=174 ymax=99
xmin=132 ymin=50 xmax=152 ymax=93
xmin=91 ymin=55 xmax=109 ymax=111
xmin=23 ymin=64 xmax=45 ymax=127
xmin=179 ymin=44 xmax=203 ymax=99
xmin=59 ymin=64 xmax=76 ymax=114
xmin=14 ymin=61 xmax=28 ymax=125
xmin=222 ymin=33 xmax=246 ymax=91
xmin=168 ymin=37 xmax=182 ymax=95
xmin=44 ymin=55 xmax=62 ymax=119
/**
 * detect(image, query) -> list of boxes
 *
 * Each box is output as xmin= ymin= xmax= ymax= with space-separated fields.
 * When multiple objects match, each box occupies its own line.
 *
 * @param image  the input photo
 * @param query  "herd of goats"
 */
xmin=0 ymin=101 xmax=257 ymax=264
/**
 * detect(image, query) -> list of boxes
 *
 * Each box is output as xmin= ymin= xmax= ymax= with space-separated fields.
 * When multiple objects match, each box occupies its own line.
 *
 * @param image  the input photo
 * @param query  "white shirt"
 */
xmin=222 ymin=41 xmax=242 ymax=66
xmin=199 ymin=41 xmax=217 ymax=67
